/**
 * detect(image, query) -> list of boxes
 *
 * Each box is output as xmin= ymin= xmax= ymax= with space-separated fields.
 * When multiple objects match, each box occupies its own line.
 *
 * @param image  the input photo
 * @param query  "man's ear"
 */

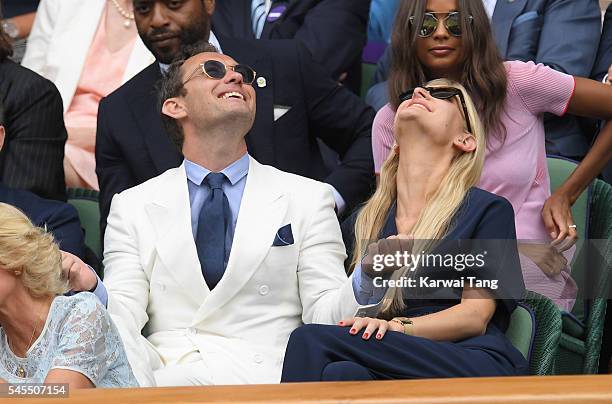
xmin=162 ymin=98 xmax=188 ymax=120
xmin=205 ymin=0 xmax=215 ymax=16
xmin=0 ymin=125 xmax=5 ymax=152
xmin=452 ymin=132 xmax=476 ymax=153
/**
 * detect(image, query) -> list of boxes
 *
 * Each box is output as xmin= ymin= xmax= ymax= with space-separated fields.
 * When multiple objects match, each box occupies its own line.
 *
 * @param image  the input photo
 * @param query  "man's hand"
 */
xmin=518 ymin=242 xmax=568 ymax=277
xmin=361 ymin=235 xmax=413 ymax=277
xmin=61 ymin=251 xmax=97 ymax=292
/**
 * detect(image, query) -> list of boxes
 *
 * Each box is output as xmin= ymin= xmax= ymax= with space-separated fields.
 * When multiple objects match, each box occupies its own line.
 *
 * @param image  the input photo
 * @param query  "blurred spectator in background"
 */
xmin=367 ymin=0 xmax=399 ymax=44
xmin=367 ymin=0 xmax=601 ymax=163
xmin=211 ymin=0 xmax=370 ymax=94
xmin=22 ymin=0 xmax=154 ymax=190
xmin=0 ymin=0 xmax=39 ymax=62
xmin=588 ymin=3 xmax=612 ymax=183
xmin=0 ymin=18 xmax=66 ymax=201
xmin=0 ymin=99 xmax=105 ymax=285
xmin=592 ymin=3 xmax=611 ymax=84
xmin=0 ymin=100 xmax=85 ymax=260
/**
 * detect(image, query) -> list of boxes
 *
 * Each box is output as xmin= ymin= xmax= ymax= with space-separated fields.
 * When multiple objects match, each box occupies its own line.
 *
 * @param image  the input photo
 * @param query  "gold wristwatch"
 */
xmin=391 ymin=317 xmax=413 ymax=335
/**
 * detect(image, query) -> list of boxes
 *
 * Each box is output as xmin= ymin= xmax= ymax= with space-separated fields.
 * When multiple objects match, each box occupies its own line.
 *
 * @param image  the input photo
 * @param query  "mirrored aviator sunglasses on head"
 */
xmin=409 ymin=11 xmax=473 ymax=37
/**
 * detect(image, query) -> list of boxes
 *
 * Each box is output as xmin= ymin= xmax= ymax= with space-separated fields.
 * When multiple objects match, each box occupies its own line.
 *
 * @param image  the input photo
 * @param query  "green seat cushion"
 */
xmin=506 ymin=304 xmax=534 ymax=361
xmin=360 ymin=63 xmax=377 ymax=100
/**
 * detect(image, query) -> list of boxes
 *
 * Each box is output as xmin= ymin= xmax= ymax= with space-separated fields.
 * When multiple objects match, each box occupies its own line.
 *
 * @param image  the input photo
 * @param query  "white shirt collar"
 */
xmin=208 ymin=31 xmax=223 ymax=54
xmin=482 ymin=0 xmax=497 ymax=20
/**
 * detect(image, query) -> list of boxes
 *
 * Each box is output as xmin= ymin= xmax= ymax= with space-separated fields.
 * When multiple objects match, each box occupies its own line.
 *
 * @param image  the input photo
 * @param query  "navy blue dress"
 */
xmin=281 ymin=187 xmax=529 ymax=382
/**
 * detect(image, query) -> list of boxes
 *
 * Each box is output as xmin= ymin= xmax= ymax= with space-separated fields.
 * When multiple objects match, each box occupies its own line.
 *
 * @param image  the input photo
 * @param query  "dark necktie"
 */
xmin=196 ymin=172 xmax=231 ymax=290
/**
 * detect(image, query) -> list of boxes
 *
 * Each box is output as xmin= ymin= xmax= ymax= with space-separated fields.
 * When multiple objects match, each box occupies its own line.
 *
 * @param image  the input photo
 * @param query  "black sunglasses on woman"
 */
xmin=399 ymin=86 xmax=473 ymax=133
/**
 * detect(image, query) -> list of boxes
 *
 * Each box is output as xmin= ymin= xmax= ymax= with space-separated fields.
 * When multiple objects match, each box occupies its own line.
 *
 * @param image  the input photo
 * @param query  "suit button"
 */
xmin=259 ymin=285 xmax=270 ymax=296
xmin=254 ymin=354 xmax=264 ymax=364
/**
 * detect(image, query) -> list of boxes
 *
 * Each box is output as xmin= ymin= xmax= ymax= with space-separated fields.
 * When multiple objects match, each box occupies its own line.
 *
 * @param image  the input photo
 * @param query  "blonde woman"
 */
xmin=281 ymin=81 xmax=527 ymax=381
xmin=0 ymin=203 xmax=137 ymax=387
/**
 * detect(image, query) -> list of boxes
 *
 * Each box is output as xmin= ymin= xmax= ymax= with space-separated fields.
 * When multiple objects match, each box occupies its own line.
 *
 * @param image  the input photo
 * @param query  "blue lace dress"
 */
xmin=0 ymin=292 xmax=138 ymax=387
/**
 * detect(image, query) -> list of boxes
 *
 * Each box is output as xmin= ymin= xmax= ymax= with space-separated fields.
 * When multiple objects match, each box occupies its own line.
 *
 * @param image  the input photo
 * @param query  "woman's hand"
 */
xmin=518 ymin=242 xmax=568 ymax=277
xmin=541 ymin=190 xmax=578 ymax=252
xmin=338 ymin=317 xmax=404 ymax=340
xmin=361 ymin=234 xmax=413 ymax=277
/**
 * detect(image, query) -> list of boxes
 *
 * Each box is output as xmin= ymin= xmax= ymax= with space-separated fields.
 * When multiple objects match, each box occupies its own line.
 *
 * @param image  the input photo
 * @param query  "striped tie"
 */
xmin=251 ymin=0 xmax=267 ymax=39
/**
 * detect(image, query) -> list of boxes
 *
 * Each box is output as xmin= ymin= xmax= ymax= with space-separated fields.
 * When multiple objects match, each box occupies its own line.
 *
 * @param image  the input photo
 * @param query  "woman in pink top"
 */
xmin=23 ymin=0 xmax=154 ymax=190
xmin=373 ymin=0 xmax=612 ymax=310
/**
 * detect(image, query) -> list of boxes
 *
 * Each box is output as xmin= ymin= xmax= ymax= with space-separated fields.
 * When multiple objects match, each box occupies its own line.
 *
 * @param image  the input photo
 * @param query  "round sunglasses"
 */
xmin=183 ymin=60 xmax=257 ymax=85
xmin=409 ymin=12 xmax=473 ymax=37
xmin=399 ymin=86 xmax=473 ymax=133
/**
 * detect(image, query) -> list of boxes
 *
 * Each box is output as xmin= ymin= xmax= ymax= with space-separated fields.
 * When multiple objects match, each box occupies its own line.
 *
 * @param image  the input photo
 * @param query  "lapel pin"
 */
xmin=257 ymin=77 xmax=267 ymax=88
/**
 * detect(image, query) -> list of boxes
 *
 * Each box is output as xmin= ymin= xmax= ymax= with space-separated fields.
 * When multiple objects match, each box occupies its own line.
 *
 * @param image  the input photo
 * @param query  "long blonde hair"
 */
xmin=0 ymin=203 xmax=68 ymax=297
xmin=350 ymin=80 xmax=486 ymax=317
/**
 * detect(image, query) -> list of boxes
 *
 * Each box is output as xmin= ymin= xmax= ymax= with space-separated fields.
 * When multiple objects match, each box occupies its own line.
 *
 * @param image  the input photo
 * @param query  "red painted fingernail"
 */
xmin=363 ymin=333 xmax=369 ymax=339
xmin=350 ymin=329 xmax=356 ymax=334
xmin=338 ymin=321 xmax=344 ymax=325
xmin=376 ymin=334 xmax=382 ymax=339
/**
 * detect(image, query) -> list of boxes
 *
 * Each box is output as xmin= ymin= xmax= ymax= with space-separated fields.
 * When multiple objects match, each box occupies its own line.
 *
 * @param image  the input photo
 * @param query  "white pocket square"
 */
xmin=273 ymin=105 xmax=291 ymax=121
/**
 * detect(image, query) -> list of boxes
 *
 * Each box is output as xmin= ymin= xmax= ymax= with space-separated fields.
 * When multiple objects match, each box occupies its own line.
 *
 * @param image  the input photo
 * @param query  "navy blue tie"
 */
xmin=196 ymin=172 xmax=231 ymax=290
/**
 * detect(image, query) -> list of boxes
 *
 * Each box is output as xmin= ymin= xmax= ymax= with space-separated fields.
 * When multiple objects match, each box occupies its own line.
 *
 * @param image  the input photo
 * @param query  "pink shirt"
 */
xmin=372 ymin=61 xmax=577 ymax=309
xmin=372 ymin=61 xmax=575 ymax=240
xmin=65 ymin=12 xmax=136 ymax=130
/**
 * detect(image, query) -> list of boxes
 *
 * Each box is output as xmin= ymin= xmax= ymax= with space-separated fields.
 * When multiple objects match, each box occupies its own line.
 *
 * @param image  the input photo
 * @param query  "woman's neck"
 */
xmin=395 ymin=142 xmax=452 ymax=233
xmin=426 ymin=68 xmax=463 ymax=83
xmin=0 ymin=290 xmax=53 ymax=357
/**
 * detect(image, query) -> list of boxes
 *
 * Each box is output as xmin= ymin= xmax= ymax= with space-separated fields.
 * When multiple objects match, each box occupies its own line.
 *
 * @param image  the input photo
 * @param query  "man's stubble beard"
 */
xmin=141 ymin=14 xmax=211 ymax=64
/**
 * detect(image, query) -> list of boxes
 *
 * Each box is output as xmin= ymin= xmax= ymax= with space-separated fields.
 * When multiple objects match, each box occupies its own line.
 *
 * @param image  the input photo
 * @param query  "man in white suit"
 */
xmin=102 ymin=42 xmax=360 ymax=387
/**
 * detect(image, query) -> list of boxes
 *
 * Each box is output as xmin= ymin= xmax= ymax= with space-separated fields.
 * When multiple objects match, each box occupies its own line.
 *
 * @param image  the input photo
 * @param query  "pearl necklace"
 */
xmin=109 ymin=0 xmax=135 ymax=28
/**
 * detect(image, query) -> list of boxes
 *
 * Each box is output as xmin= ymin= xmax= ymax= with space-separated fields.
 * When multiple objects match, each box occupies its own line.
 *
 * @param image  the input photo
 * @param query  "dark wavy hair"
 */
xmin=388 ymin=0 xmax=507 ymax=141
xmin=0 ymin=5 xmax=13 ymax=61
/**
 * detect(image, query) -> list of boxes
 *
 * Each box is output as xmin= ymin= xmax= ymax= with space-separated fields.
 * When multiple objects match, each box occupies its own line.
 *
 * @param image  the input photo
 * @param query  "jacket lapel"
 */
xmin=193 ymin=157 xmax=287 ymax=322
xmin=127 ymin=63 xmax=183 ymax=175
xmin=145 ymin=164 xmax=211 ymax=305
xmin=219 ymin=36 xmax=276 ymax=166
xmin=492 ymin=0 xmax=528 ymax=58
